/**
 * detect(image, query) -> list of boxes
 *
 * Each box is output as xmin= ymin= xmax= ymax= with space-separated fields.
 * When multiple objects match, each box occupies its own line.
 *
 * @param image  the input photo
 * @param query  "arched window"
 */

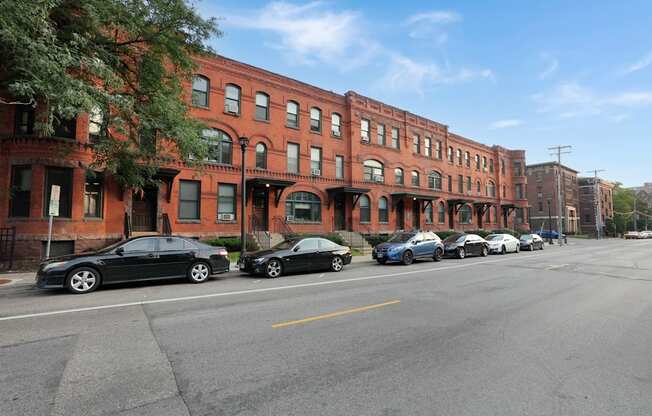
xmin=395 ymin=168 xmax=404 ymax=185
xmin=425 ymin=203 xmax=433 ymax=224
xmin=255 ymin=142 xmax=267 ymax=169
xmin=465 ymin=151 xmax=470 ymax=167
xmin=310 ymin=107 xmax=321 ymax=132
xmin=359 ymin=195 xmax=371 ymax=223
xmin=255 ymin=92 xmax=270 ymax=121
xmin=489 ymin=159 xmax=494 ymax=173
xmin=411 ymin=170 xmax=420 ymax=186
xmin=224 ymin=84 xmax=241 ymax=114
xmin=286 ymin=101 xmax=299 ymax=128
xmin=438 ymin=202 xmax=446 ymax=224
xmin=428 ymin=171 xmax=442 ymax=190
xmin=192 ymin=75 xmax=209 ymax=107
xmin=475 ymin=154 xmax=480 ymax=170
xmin=331 ymin=113 xmax=341 ymax=137
xmin=486 ymin=180 xmax=496 ymax=197
xmin=485 ymin=205 xmax=491 ymax=223
xmin=378 ymin=196 xmax=388 ymax=223
xmin=476 ymin=180 xmax=481 ymax=194
xmin=363 ymin=160 xmax=384 ymax=182
xmin=285 ymin=192 xmax=321 ymax=222
xmin=202 ymin=129 xmax=232 ymax=165
xmin=459 ymin=204 xmax=472 ymax=224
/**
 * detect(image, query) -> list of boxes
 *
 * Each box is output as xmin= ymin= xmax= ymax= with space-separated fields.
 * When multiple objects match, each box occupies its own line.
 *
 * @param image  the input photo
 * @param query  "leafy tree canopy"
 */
xmin=0 ymin=0 xmax=220 ymax=189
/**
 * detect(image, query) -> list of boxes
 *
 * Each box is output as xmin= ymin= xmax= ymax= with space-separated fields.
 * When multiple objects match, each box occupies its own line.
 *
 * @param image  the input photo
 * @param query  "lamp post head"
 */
xmin=239 ymin=136 xmax=249 ymax=151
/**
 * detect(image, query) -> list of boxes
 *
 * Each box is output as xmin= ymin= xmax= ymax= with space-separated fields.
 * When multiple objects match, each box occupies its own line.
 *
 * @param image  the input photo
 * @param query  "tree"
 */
xmin=0 ymin=0 xmax=220 ymax=189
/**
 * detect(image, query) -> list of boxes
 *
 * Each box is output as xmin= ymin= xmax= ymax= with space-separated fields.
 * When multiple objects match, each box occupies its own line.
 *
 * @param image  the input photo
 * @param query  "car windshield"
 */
xmin=272 ymin=239 xmax=299 ymax=250
xmin=520 ymin=234 xmax=533 ymax=240
xmin=485 ymin=235 xmax=502 ymax=241
xmin=388 ymin=233 xmax=415 ymax=243
xmin=443 ymin=234 xmax=465 ymax=243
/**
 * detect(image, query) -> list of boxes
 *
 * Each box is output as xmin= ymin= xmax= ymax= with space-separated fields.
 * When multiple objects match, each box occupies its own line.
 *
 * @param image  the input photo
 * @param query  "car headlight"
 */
xmin=253 ymin=257 xmax=266 ymax=264
xmin=43 ymin=261 xmax=68 ymax=271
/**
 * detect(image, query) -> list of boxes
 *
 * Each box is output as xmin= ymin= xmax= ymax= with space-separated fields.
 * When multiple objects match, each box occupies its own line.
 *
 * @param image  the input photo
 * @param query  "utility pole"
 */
xmin=548 ymin=145 xmax=572 ymax=246
xmin=634 ymin=197 xmax=638 ymax=232
xmin=586 ymin=169 xmax=605 ymax=239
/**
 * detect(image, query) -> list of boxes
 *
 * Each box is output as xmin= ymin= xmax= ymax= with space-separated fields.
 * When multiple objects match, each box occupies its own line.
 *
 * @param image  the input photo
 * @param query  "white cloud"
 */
xmin=378 ymin=54 xmax=494 ymax=95
xmin=404 ymin=10 xmax=461 ymax=42
xmin=533 ymin=81 xmax=652 ymax=119
xmin=489 ymin=119 xmax=523 ymax=129
xmin=225 ymin=1 xmax=368 ymax=68
xmin=623 ymin=51 xmax=652 ymax=74
xmin=608 ymin=114 xmax=629 ymax=123
xmin=538 ymin=53 xmax=559 ymax=80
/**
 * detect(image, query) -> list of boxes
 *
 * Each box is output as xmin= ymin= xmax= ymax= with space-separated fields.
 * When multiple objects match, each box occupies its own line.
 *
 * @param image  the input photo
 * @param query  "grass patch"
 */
xmin=350 ymin=248 xmax=363 ymax=256
xmin=228 ymin=251 xmax=241 ymax=263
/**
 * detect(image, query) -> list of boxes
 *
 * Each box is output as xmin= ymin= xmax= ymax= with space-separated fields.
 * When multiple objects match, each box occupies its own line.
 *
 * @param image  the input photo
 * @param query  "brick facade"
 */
xmin=578 ymin=177 xmax=614 ymax=236
xmin=1 ymin=55 xmax=528 ymax=260
xmin=526 ymin=162 xmax=579 ymax=234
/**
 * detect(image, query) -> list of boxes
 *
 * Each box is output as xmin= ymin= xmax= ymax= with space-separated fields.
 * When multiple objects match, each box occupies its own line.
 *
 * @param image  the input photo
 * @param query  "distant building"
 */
xmin=526 ymin=162 xmax=580 ymax=234
xmin=578 ymin=177 xmax=615 ymax=236
xmin=629 ymin=183 xmax=652 ymax=195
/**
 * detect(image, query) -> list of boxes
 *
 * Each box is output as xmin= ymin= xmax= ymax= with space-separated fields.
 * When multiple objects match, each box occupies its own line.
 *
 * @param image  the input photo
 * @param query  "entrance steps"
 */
xmin=131 ymin=231 xmax=159 ymax=237
xmin=336 ymin=231 xmax=374 ymax=255
xmin=249 ymin=232 xmax=285 ymax=250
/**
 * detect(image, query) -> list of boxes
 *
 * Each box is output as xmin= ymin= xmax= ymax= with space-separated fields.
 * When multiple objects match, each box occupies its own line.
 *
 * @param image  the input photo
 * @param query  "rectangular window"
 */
xmin=178 ymin=180 xmax=200 ymax=220
xmin=14 ymin=105 xmax=35 ymax=135
xmin=482 ymin=156 xmax=488 ymax=171
xmin=44 ymin=167 xmax=73 ymax=218
xmin=413 ymin=134 xmax=420 ymax=154
xmin=310 ymin=108 xmax=322 ymax=132
xmin=336 ymin=155 xmax=344 ymax=179
xmin=448 ymin=175 xmax=452 ymax=192
xmin=391 ymin=127 xmax=400 ymax=149
xmin=331 ymin=113 xmax=341 ymax=137
xmin=424 ymin=138 xmax=431 ymax=157
xmin=9 ymin=165 xmax=31 ymax=217
xmin=286 ymin=102 xmax=299 ymax=128
xmin=515 ymin=184 xmax=524 ymax=199
xmin=310 ymin=147 xmax=322 ymax=175
xmin=501 ymin=159 xmax=505 ymax=174
xmin=224 ymin=85 xmax=240 ymax=114
xmin=448 ymin=146 xmax=454 ymax=162
xmin=514 ymin=161 xmax=522 ymax=176
xmin=83 ymin=171 xmax=103 ymax=218
xmin=457 ymin=149 xmax=462 ymax=165
xmin=475 ymin=154 xmax=481 ymax=170
xmin=53 ymin=116 xmax=77 ymax=139
xmin=218 ymin=184 xmax=236 ymax=218
xmin=361 ymin=119 xmax=370 ymax=142
xmin=466 ymin=176 xmax=472 ymax=192
xmin=435 ymin=140 xmax=442 ymax=159
xmin=465 ymin=152 xmax=470 ymax=168
xmin=287 ymin=142 xmax=299 ymax=174
xmin=377 ymin=124 xmax=385 ymax=145
xmin=458 ymin=175 xmax=464 ymax=194
xmin=255 ymin=93 xmax=269 ymax=121
xmin=489 ymin=159 xmax=494 ymax=173
xmin=192 ymin=76 xmax=209 ymax=107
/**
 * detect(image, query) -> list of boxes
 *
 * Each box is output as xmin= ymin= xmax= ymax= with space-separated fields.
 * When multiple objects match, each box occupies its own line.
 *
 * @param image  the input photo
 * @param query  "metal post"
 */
xmin=586 ymin=169 xmax=605 ymax=239
xmin=634 ymin=198 xmax=638 ymax=232
xmin=45 ymin=214 xmax=54 ymax=259
xmin=547 ymin=199 xmax=553 ymax=244
xmin=239 ymin=136 xmax=249 ymax=258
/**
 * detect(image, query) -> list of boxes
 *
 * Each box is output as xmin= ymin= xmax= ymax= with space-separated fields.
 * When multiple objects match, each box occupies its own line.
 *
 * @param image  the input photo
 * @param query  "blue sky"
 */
xmin=196 ymin=1 xmax=652 ymax=186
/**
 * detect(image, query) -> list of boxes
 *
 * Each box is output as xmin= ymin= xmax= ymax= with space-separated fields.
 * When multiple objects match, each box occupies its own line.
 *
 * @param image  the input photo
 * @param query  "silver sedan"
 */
xmin=485 ymin=234 xmax=520 ymax=254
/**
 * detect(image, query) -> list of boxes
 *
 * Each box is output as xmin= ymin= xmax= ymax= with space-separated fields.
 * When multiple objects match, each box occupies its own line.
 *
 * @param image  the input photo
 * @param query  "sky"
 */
xmin=196 ymin=0 xmax=652 ymax=187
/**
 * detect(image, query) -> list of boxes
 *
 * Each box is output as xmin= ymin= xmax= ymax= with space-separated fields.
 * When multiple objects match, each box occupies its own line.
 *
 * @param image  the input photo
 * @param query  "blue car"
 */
xmin=538 ymin=230 xmax=566 ymax=239
xmin=372 ymin=231 xmax=444 ymax=265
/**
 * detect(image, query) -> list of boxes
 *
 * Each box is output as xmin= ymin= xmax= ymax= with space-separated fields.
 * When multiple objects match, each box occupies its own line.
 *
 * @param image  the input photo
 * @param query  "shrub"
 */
xmin=202 ymin=237 xmax=258 ymax=252
xmin=362 ymin=233 xmax=392 ymax=247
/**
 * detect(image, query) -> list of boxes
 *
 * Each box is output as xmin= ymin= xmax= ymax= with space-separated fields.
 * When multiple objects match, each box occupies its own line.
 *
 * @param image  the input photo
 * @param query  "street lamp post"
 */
xmin=239 ymin=136 xmax=249 ymax=259
xmin=547 ymin=199 xmax=553 ymax=244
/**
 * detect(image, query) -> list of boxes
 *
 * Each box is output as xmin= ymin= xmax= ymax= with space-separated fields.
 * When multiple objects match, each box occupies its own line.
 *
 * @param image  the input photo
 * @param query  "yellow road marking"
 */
xmin=272 ymin=300 xmax=401 ymax=329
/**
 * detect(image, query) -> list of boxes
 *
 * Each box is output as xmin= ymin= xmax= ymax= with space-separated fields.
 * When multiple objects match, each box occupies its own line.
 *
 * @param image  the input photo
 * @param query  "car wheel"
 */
xmin=188 ymin=262 xmax=211 ymax=283
xmin=402 ymin=250 xmax=414 ymax=265
xmin=330 ymin=255 xmax=344 ymax=272
xmin=501 ymin=245 xmax=506 ymax=255
xmin=264 ymin=259 xmax=283 ymax=278
xmin=457 ymin=247 xmax=466 ymax=259
xmin=540 ymin=243 xmax=544 ymax=250
xmin=433 ymin=247 xmax=443 ymax=262
xmin=481 ymin=246 xmax=489 ymax=257
xmin=529 ymin=244 xmax=534 ymax=251
xmin=516 ymin=245 xmax=520 ymax=253
xmin=377 ymin=259 xmax=387 ymax=265
xmin=66 ymin=267 xmax=101 ymax=294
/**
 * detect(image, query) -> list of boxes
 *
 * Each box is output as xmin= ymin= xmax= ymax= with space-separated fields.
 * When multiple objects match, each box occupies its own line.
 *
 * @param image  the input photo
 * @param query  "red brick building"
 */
xmin=0 ymin=55 xmax=528 ymax=259
xmin=526 ymin=162 xmax=579 ymax=234
xmin=578 ymin=177 xmax=614 ymax=236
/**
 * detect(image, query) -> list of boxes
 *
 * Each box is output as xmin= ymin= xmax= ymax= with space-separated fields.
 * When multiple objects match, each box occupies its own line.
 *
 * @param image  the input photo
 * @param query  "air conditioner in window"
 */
xmin=285 ymin=215 xmax=294 ymax=222
xmin=311 ymin=168 xmax=321 ymax=176
xmin=218 ymin=213 xmax=235 ymax=221
xmin=224 ymin=102 xmax=239 ymax=114
xmin=374 ymin=175 xmax=385 ymax=183
xmin=361 ymin=136 xmax=370 ymax=143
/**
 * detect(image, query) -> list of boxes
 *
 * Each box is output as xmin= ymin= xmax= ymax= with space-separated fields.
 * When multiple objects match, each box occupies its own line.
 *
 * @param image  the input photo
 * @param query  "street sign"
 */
xmin=48 ymin=185 xmax=60 ymax=217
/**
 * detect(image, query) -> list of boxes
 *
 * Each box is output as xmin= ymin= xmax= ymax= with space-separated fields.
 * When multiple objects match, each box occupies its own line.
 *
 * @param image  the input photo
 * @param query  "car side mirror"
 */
xmin=293 ymin=246 xmax=300 ymax=252
xmin=412 ymin=240 xmax=418 ymax=245
xmin=115 ymin=247 xmax=124 ymax=256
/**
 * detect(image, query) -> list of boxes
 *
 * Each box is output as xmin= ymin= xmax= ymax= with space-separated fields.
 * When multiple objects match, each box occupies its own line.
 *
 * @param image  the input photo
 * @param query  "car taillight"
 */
xmin=216 ymin=248 xmax=228 ymax=256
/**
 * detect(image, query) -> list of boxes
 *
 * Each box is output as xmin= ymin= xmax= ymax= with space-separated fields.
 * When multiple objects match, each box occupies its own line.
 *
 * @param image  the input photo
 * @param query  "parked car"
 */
xmin=485 ymin=233 xmax=520 ymax=254
xmin=442 ymin=233 xmax=489 ymax=259
xmin=638 ymin=231 xmax=652 ymax=239
xmin=36 ymin=236 xmax=230 ymax=294
xmin=538 ymin=230 xmax=566 ymax=239
xmin=238 ymin=237 xmax=352 ymax=278
xmin=372 ymin=231 xmax=444 ymax=265
xmin=625 ymin=231 xmax=641 ymax=239
xmin=519 ymin=234 xmax=545 ymax=251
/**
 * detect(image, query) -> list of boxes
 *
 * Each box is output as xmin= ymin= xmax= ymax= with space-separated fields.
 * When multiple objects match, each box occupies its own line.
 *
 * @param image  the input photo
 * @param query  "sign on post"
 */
xmin=45 ymin=185 xmax=61 ymax=259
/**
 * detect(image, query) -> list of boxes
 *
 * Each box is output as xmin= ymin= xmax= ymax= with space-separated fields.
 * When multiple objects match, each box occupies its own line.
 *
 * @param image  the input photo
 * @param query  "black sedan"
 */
xmin=36 ymin=236 xmax=230 ymax=294
xmin=238 ymin=237 xmax=352 ymax=278
xmin=442 ymin=233 xmax=489 ymax=259
xmin=519 ymin=234 xmax=545 ymax=251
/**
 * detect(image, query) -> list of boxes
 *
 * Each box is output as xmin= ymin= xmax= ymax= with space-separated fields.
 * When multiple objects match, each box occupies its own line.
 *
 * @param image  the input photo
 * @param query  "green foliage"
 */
xmin=362 ymin=233 xmax=392 ymax=247
xmin=0 ymin=0 xmax=220 ymax=190
xmin=202 ymin=237 xmax=258 ymax=252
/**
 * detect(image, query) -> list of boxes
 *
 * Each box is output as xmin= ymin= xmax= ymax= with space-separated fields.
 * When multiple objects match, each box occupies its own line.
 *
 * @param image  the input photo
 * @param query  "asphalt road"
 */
xmin=2 ymin=238 xmax=652 ymax=415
